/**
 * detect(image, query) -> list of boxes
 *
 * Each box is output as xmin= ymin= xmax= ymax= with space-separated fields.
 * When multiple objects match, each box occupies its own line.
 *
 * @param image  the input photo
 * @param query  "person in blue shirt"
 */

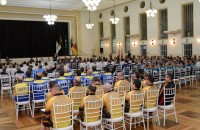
xmin=37 ymin=64 xmax=45 ymax=74
xmin=55 ymin=70 xmax=67 ymax=84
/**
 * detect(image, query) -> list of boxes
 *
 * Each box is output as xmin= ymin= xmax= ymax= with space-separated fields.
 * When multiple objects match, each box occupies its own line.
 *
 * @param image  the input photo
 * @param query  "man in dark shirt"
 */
xmin=14 ymin=66 xmax=24 ymax=75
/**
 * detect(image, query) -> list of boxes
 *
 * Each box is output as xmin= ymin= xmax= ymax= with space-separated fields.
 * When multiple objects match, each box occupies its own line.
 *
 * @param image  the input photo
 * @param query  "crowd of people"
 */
xmin=1 ymin=54 xmax=199 ymax=130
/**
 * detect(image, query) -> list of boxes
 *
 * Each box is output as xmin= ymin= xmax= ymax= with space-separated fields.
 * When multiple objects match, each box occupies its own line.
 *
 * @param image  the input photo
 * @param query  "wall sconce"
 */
xmin=117 ymin=42 xmax=121 ymax=47
xmin=197 ymin=38 xmax=200 ymax=42
xmin=132 ymin=41 xmax=137 ymax=46
xmin=105 ymin=43 xmax=109 ymax=48
xmin=170 ymin=38 xmax=176 ymax=44
xmin=150 ymin=40 xmax=155 ymax=45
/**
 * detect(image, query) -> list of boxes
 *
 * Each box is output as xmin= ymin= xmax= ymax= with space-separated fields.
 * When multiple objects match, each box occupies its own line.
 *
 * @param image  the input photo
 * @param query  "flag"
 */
xmin=64 ymin=35 xmax=68 ymax=55
xmin=70 ymin=38 xmax=78 ymax=56
xmin=56 ymin=35 xmax=62 ymax=54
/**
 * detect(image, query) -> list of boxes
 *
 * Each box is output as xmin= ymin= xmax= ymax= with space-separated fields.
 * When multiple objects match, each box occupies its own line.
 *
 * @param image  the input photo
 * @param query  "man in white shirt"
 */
xmin=96 ymin=59 xmax=103 ymax=71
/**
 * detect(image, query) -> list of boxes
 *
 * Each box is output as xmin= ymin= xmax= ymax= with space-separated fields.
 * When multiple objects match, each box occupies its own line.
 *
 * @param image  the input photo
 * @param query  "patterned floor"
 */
xmin=0 ymin=83 xmax=200 ymax=130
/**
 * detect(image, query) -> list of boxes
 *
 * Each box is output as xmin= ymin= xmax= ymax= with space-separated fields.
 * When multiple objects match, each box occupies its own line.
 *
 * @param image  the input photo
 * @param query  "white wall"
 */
xmin=79 ymin=0 xmax=200 ymax=57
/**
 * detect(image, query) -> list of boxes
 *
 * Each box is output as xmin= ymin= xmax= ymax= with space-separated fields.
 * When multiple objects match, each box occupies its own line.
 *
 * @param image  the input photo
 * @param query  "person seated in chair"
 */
xmin=41 ymin=84 xmax=72 ymax=130
xmin=23 ymin=70 xmax=34 ymax=83
xmin=158 ymin=73 xmax=175 ymax=106
xmin=141 ymin=72 xmax=149 ymax=88
xmin=102 ymin=83 xmax=122 ymax=118
xmin=76 ymin=84 xmax=101 ymax=122
xmin=37 ymin=64 xmax=45 ymax=74
xmin=142 ymin=74 xmax=158 ymax=108
xmin=55 ymin=70 xmax=66 ymax=83
xmin=125 ymin=79 xmax=143 ymax=113
xmin=33 ymin=73 xmax=45 ymax=85
xmin=1 ymin=67 xmax=8 ymax=75
xmin=14 ymin=66 xmax=24 ymax=75
xmin=13 ymin=76 xmax=28 ymax=97
xmin=114 ymin=72 xmax=129 ymax=91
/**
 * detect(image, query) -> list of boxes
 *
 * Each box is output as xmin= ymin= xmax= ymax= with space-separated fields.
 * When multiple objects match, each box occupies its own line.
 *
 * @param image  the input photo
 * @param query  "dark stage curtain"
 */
xmin=0 ymin=20 xmax=69 ymax=58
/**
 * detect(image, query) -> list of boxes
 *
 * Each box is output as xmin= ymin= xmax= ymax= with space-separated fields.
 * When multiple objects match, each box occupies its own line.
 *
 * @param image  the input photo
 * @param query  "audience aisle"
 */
xmin=0 ymin=83 xmax=200 ymax=130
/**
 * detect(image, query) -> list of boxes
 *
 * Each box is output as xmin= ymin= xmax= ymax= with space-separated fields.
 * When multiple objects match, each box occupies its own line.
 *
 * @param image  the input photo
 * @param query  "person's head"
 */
xmin=26 ymin=71 xmax=32 ymax=78
xmin=104 ymin=67 xmax=110 ymax=73
xmin=92 ymin=66 xmax=97 ymax=71
xmin=74 ymin=77 xmax=81 ymax=86
xmin=132 ymin=79 xmax=141 ymax=90
xmin=92 ymin=77 xmax=101 ymax=85
xmin=146 ymin=74 xmax=154 ymax=85
xmin=165 ymin=73 xmax=173 ymax=82
xmin=87 ymin=69 xmax=93 ymax=76
xmin=17 ymin=76 xmax=23 ymax=83
xmin=131 ymin=72 xmax=140 ymax=81
xmin=42 ymin=71 xmax=48 ymax=77
xmin=74 ymin=69 xmax=81 ymax=76
xmin=103 ymin=83 xmax=113 ymax=93
xmin=51 ymin=84 xmax=62 ymax=96
xmin=36 ymin=73 xmax=42 ymax=80
xmin=87 ymin=84 xmax=97 ymax=94
xmin=16 ymin=66 xmax=21 ymax=71
xmin=39 ymin=64 xmax=42 ymax=69
xmin=58 ymin=70 xmax=64 ymax=77
xmin=116 ymin=72 xmax=125 ymax=80
xmin=44 ymin=62 xmax=48 ymax=66
xmin=2 ymin=67 xmax=6 ymax=73
xmin=80 ymin=67 xmax=85 ymax=73
xmin=64 ymin=65 xmax=69 ymax=73
xmin=49 ymin=81 xmax=56 ymax=90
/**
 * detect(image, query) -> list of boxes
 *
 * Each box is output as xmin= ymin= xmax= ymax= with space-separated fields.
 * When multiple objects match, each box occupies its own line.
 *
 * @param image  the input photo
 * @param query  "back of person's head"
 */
xmin=75 ymin=69 xmax=82 ymax=76
xmin=17 ymin=76 xmax=23 ymax=83
xmin=2 ymin=67 xmax=6 ymax=72
xmin=80 ymin=67 xmax=85 ymax=73
xmin=92 ymin=66 xmax=97 ymax=71
xmin=49 ymin=81 xmax=56 ymax=89
xmin=44 ymin=62 xmax=48 ymax=66
xmin=58 ymin=70 xmax=64 ymax=77
xmin=88 ymin=84 xmax=97 ymax=94
xmin=105 ymin=67 xmax=110 ymax=73
xmin=87 ymin=69 xmax=93 ymax=76
xmin=39 ymin=64 xmax=42 ymax=69
xmin=133 ymin=79 xmax=141 ymax=89
xmin=117 ymin=72 xmax=125 ymax=80
xmin=16 ymin=66 xmax=21 ymax=71
xmin=42 ymin=71 xmax=48 ymax=77
xmin=74 ymin=77 xmax=81 ymax=86
xmin=26 ymin=71 xmax=32 ymax=78
xmin=135 ymin=72 xmax=141 ymax=79
xmin=92 ymin=77 xmax=100 ymax=83
xmin=52 ymin=84 xmax=62 ymax=93
xmin=19 ymin=64 xmax=23 ymax=67
xmin=147 ymin=74 xmax=154 ymax=84
xmin=36 ymin=73 xmax=42 ymax=80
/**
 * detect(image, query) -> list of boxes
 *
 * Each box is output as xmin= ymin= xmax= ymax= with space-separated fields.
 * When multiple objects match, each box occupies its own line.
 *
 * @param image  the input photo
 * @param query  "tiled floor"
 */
xmin=0 ymin=83 xmax=200 ymax=130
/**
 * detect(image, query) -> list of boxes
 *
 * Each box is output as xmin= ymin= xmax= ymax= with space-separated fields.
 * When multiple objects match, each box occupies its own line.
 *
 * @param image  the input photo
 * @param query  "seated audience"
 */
xmin=114 ymin=72 xmax=129 ymax=91
xmin=1 ymin=67 xmax=8 ymax=75
xmin=37 ymin=64 xmax=45 ymax=73
xmin=141 ymin=72 xmax=149 ymax=88
xmin=23 ymin=71 xmax=34 ymax=82
xmin=14 ymin=66 xmax=24 ymax=75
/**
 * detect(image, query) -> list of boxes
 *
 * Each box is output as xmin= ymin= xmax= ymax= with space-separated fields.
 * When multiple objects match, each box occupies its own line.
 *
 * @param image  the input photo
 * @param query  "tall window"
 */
xmin=124 ymin=17 xmax=130 ymax=53
xmin=160 ymin=45 xmax=167 ymax=57
xmin=140 ymin=13 xmax=147 ymax=40
xmin=184 ymin=44 xmax=192 ymax=56
xmin=111 ymin=24 xmax=116 ymax=54
xmin=99 ymin=22 xmax=104 ymax=50
xmin=183 ymin=3 xmax=193 ymax=37
xmin=159 ymin=9 xmax=168 ymax=39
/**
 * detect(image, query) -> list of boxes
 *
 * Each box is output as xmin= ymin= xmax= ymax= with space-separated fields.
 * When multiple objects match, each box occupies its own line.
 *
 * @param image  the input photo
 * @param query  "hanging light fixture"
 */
xmin=110 ymin=0 xmax=120 ymax=24
xmin=1 ymin=0 xmax=7 ymax=5
xmin=82 ymin=0 xmax=101 ymax=11
xmin=86 ymin=11 xmax=94 ymax=29
xmin=146 ymin=0 xmax=157 ymax=17
xmin=43 ymin=0 xmax=57 ymax=25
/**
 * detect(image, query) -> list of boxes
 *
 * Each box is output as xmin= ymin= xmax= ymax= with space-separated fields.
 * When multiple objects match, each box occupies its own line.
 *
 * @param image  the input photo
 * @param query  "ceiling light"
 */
xmin=110 ymin=0 xmax=120 ymax=24
xmin=86 ymin=11 xmax=94 ymax=29
xmin=43 ymin=0 xmax=57 ymax=25
xmin=82 ymin=0 xmax=101 ymax=11
xmin=146 ymin=0 xmax=157 ymax=17
xmin=1 ymin=0 xmax=7 ymax=5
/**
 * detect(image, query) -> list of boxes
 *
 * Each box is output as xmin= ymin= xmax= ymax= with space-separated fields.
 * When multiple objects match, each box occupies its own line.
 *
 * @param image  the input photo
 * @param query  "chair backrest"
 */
xmin=10 ymin=68 xmax=16 ymax=76
xmin=146 ymin=89 xmax=159 ymax=108
xmin=185 ymin=67 xmax=191 ymax=76
xmin=116 ymin=65 xmax=122 ymax=73
xmin=130 ymin=93 xmax=144 ymax=113
xmin=173 ymin=67 xmax=180 ymax=79
xmin=0 ymin=76 xmax=11 ymax=86
xmin=58 ymin=81 xmax=70 ymax=95
xmin=110 ymin=96 xmax=124 ymax=119
xmin=47 ymin=73 xmax=55 ymax=79
xmin=53 ymin=102 xmax=73 ymax=129
xmin=68 ymin=91 xmax=86 ymax=110
xmin=103 ymin=75 xmax=113 ymax=85
xmin=166 ymin=67 xmax=174 ymax=75
xmin=15 ymin=85 xmax=30 ymax=103
xmin=152 ymin=70 xmax=159 ymax=82
xmin=117 ymin=85 xmax=130 ymax=97
xmin=84 ymin=99 xmax=103 ymax=123
xmin=192 ymin=65 xmax=197 ymax=75
xmin=180 ymin=68 xmax=186 ymax=77
xmin=164 ymin=87 xmax=176 ymax=106
xmin=123 ymin=66 xmax=131 ymax=76
xmin=159 ymin=68 xmax=166 ymax=81
xmin=95 ymin=89 xmax=104 ymax=97
xmin=84 ymin=78 xmax=92 ymax=87
xmin=32 ymin=84 xmax=46 ymax=101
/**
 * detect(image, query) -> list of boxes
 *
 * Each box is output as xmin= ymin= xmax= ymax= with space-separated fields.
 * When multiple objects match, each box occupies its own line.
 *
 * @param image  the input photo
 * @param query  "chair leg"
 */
xmin=32 ymin=103 xmax=35 ymax=117
xmin=147 ymin=112 xmax=149 ymax=130
xmin=142 ymin=115 xmax=146 ymax=130
xmin=1 ymin=89 xmax=3 ymax=100
xmin=130 ymin=117 xmax=132 ymax=130
xmin=16 ymin=104 xmax=18 ymax=119
xmin=174 ymin=107 xmax=178 ymax=123
xmin=157 ymin=110 xmax=160 ymax=126
xmin=163 ymin=109 xmax=166 ymax=126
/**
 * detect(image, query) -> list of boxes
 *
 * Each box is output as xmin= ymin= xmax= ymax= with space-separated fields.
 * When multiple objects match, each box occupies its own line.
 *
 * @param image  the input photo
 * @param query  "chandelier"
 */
xmin=1 ymin=0 xmax=7 ymax=5
xmin=110 ymin=0 xmax=120 ymax=24
xmin=145 ymin=0 xmax=157 ymax=17
xmin=86 ymin=11 xmax=94 ymax=29
xmin=82 ymin=0 xmax=101 ymax=11
xmin=43 ymin=0 xmax=57 ymax=25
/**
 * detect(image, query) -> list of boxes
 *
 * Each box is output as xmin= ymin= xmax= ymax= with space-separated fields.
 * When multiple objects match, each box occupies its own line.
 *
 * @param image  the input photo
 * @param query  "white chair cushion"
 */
xmin=81 ymin=120 xmax=101 ymax=127
xmin=32 ymin=99 xmax=45 ymax=103
xmin=125 ymin=111 xmax=142 ymax=117
xmin=159 ymin=104 xmax=174 ymax=110
xmin=16 ymin=101 xmax=30 ymax=105
xmin=50 ymin=125 xmax=73 ymax=130
xmin=103 ymin=116 xmax=124 ymax=122
xmin=143 ymin=107 xmax=157 ymax=112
